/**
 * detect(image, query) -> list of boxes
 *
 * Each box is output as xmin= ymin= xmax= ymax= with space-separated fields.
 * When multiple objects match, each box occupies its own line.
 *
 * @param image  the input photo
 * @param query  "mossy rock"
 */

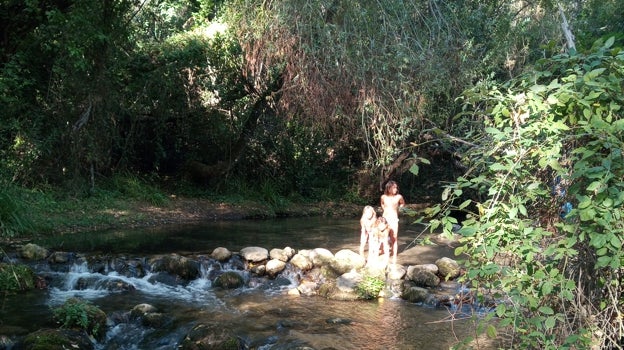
xmin=213 ymin=271 xmax=245 ymax=289
xmin=21 ymin=328 xmax=94 ymax=350
xmin=179 ymin=323 xmax=240 ymax=350
xmin=52 ymin=298 xmax=107 ymax=340
xmin=0 ymin=263 xmax=36 ymax=292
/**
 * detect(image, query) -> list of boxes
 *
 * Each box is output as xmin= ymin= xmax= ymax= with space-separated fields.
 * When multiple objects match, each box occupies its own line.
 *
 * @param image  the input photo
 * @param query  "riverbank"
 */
xmin=26 ymin=195 xmax=364 ymax=236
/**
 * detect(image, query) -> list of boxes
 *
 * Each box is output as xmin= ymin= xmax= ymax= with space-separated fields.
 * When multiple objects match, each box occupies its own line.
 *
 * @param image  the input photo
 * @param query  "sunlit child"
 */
xmin=381 ymin=180 xmax=405 ymax=264
xmin=359 ymin=205 xmax=377 ymax=257
xmin=369 ymin=216 xmax=391 ymax=266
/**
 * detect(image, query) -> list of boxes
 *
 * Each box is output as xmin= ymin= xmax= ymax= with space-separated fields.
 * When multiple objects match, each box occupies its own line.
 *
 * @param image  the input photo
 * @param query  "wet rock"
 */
xmin=265 ymin=259 xmax=287 ymax=278
xmin=213 ymin=271 xmax=245 ymax=289
xmin=19 ymin=243 xmax=48 ymax=260
xmin=407 ymin=269 xmax=440 ymax=288
xmin=151 ymin=254 xmax=200 ymax=280
xmin=297 ymin=280 xmax=318 ymax=296
xmin=335 ymin=271 xmax=362 ymax=293
xmin=211 ymin=247 xmax=232 ymax=262
xmin=52 ymin=297 xmax=107 ymax=341
xmin=435 ymin=257 xmax=461 ymax=280
xmin=47 ymin=251 xmax=74 ymax=264
xmin=21 ymin=328 xmax=94 ymax=350
xmin=401 ymin=281 xmax=430 ymax=303
xmin=179 ymin=322 xmax=241 ymax=350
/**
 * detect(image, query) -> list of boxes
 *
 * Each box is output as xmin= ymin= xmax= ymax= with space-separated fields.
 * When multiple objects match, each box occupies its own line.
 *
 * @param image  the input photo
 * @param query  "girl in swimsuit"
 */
xmin=359 ymin=205 xmax=377 ymax=258
xmin=381 ymin=180 xmax=405 ymax=264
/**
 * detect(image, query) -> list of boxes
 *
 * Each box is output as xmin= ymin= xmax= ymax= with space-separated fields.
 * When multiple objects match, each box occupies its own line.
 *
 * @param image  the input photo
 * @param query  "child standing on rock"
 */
xmin=381 ymin=180 xmax=405 ymax=264
xmin=359 ymin=205 xmax=377 ymax=258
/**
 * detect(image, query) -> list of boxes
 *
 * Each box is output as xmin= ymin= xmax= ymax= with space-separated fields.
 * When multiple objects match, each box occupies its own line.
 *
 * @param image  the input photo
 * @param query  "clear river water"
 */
xmin=2 ymin=217 xmax=492 ymax=350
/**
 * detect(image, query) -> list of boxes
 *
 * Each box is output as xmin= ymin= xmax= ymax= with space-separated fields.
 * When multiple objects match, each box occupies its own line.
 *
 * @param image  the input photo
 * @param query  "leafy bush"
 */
xmin=430 ymin=37 xmax=623 ymax=349
xmin=356 ymin=275 xmax=385 ymax=300
xmin=52 ymin=297 xmax=107 ymax=339
xmin=0 ymin=263 xmax=36 ymax=292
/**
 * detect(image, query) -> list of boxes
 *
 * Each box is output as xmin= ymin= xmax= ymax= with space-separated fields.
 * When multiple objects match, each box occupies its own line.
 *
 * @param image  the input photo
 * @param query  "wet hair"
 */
xmin=361 ymin=205 xmax=376 ymax=220
xmin=384 ymin=180 xmax=398 ymax=195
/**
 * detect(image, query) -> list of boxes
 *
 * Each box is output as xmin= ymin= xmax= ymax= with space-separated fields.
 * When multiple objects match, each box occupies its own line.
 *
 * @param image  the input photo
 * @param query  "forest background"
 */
xmin=1 ymin=0 xmax=623 ymax=348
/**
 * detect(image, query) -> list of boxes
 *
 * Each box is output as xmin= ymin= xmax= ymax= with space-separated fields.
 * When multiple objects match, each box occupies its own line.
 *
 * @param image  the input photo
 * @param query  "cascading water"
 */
xmin=2 ymin=217 xmax=495 ymax=349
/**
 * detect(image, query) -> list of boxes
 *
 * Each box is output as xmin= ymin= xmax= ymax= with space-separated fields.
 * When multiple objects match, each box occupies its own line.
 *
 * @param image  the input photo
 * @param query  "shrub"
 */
xmin=356 ymin=275 xmax=385 ymax=300
xmin=430 ymin=37 xmax=624 ymax=349
xmin=52 ymin=298 xmax=107 ymax=340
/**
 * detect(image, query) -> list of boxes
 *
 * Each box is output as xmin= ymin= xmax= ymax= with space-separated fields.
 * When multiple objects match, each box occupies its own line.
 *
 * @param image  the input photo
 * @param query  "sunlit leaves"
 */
xmin=449 ymin=36 xmax=624 ymax=349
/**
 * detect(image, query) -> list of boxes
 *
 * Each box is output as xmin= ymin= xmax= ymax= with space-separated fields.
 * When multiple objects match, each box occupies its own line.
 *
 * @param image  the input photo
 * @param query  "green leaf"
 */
xmin=409 ymin=163 xmax=420 ymax=176
xmin=541 ymin=281 xmax=553 ymax=295
xmin=539 ymin=306 xmax=554 ymax=315
xmin=458 ymin=199 xmax=471 ymax=210
xmin=486 ymin=324 xmax=497 ymax=338
xmin=545 ymin=316 xmax=556 ymax=329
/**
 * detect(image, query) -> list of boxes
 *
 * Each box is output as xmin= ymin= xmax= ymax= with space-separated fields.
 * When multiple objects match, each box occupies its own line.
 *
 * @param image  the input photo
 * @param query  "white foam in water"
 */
xmin=47 ymin=262 xmax=223 ymax=307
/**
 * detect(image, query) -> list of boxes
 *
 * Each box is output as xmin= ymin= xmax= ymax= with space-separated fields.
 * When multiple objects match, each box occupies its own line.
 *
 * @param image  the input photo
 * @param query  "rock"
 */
xmin=297 ymin=280 xmax=318 ymax=296
xmin=211 ymin=247 xmax=232 ymax=262
xmin=386 ymin=264 xmax=406 ymax=280
xmin=240 ymin=246 xmax=269 ymax=262
xmin=266 ymin=259 xmax=287 ymax=278
xmin=19 ymin=243 xmax=48 ymax=260
xmin=213 ymin=271 xmax=245 ymax=289
xmin=47 ymin=251 xmax=74 ymax=264
xmin=309 ymin=248 xmax=334 ymax=267
xmin=130 ymin=303 xmax=169 ymax=328
xmin=407 ymin=269 xmax=440 ymax=288
xmin=270 ymin=247 xmax=294 ymax=262
xmin=21 ymin=329 xmax=94 ymax=350
xmin=179 ymin=322 xmax=241 ymax=350
xmin=290 ymin=254 xmax=313 ymax=271
xmin=401 ymin=281 xmax=430 ymax=303
xmin=330 ymin=249 xmax=365 ymax=275
xmin=336 ymin=271 xmax=363 ymax=293
xmin=435 ymin=257 xmax=461 ymax=280
xmin=151 ymin=254 xmax=200 ymax=280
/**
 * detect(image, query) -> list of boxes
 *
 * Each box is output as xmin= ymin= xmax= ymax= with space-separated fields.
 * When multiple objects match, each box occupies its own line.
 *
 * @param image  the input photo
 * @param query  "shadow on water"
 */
xmin=0 ymin=217 xmax=494 ymax=349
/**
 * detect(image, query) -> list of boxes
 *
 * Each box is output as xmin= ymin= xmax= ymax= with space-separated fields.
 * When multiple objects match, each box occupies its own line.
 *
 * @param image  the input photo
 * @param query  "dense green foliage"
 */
xmin=52 ymin=297 xmax=107 ymax=339
xmin=0 ymin=263 xmax=36 ymax=292
xmin=428 ymin=37 xmax=624 ymax=349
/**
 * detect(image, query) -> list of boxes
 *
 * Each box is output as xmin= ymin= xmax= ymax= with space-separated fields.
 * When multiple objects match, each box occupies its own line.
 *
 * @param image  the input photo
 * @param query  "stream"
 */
xmin=2 ymin=217 xmax=489 ymax=349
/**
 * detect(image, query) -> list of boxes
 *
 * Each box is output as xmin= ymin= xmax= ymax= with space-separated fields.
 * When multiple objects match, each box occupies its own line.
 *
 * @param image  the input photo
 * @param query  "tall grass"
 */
xmin=0 ymin=185 xmax=32 ymax=237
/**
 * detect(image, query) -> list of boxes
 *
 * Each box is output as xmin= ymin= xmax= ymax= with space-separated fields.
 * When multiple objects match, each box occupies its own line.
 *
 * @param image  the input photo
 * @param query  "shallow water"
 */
xmin=1 ymin=217 xmax=490 ymax=349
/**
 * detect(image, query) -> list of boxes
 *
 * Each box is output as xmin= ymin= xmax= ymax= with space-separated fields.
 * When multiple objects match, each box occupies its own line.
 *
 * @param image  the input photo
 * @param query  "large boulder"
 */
xmin=19 ymin=243 xmax=49 ymax=260
xmin=151 ymin=254 xmax=200 ymax=280
xmin=309 ymin=248 xmax=334 ymax=267
xmin=401 ymin=281 xmax=430 ymax=303
xmin=406 ymin=266 xmax=440 ymax=288
xmin=211 ymin=247 xmax=232 ymax=262
xmin=265 ymin=259 xmax=287 ymax=278
xmin=21 ymin=329 xmax=94 ymax=350
xmin=179 ymin=322 xmax=241 ymax=350
xmin=330 ymin=249 xmax=365 ymax=275
xmin=213 ymin=271 xmax=245 ymax=289
xmin=289 ymin=254 xmax=313 ymax=271
xmin=239 ymin=247 xmax=269 ymax=263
